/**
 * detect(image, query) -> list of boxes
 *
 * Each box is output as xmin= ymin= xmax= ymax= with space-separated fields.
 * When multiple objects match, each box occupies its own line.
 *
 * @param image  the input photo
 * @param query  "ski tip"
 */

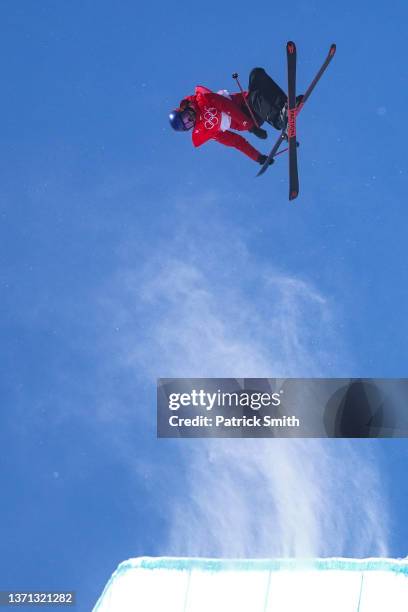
xmin=289 ymin=190 xmax=299 ymax=201
xmin=329 ymin=43 xmax=337 ymax=56
xmin=287 ymin=41 xmax=296 ymax=54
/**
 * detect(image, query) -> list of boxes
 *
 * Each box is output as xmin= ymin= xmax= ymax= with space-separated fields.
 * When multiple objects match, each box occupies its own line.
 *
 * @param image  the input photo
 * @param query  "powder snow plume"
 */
xmin=105 ymin=192 xmax=389 ymax=559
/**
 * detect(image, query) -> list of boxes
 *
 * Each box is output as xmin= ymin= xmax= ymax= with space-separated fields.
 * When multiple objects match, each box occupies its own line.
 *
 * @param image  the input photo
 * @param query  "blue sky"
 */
xmin=1 ymin=1 xmax=408 ymax=610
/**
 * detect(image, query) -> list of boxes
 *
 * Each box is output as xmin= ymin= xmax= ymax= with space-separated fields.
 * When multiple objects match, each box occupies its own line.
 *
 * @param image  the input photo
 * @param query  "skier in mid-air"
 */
xmin=169 ymin=42 xmax=335 ymax=199
xmin=168 ymin=68 xmax=290 ymax=166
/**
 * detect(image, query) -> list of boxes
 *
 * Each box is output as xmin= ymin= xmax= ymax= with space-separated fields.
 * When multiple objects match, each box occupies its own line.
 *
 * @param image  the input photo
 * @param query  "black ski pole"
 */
xmin=232 ymin=72 xmax=260 ymax=128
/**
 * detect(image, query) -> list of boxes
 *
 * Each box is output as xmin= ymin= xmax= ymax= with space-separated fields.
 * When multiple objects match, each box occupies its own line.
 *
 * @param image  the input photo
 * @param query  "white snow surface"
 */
xmin=94 ymin=556 xmax=408 ymax=611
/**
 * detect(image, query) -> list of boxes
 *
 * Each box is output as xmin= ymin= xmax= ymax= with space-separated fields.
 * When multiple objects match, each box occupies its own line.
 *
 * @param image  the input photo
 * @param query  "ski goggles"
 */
xmin=179 ymin=108 xmax=195 ymax=130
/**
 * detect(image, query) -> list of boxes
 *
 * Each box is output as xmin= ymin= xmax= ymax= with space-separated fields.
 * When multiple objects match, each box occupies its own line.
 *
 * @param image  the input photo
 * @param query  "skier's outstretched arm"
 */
xmin=214 ymin=130 xmax=261 ymax=162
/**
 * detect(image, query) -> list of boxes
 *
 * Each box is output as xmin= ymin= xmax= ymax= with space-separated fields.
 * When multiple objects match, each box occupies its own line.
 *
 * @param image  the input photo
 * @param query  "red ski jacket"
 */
xmin=179 ymin=86 xmax=261 ymax=162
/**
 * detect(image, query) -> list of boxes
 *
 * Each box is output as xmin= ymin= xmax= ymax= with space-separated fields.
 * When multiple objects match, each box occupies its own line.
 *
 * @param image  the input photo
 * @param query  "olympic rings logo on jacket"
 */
xmin=203 ymin=107 xmax=219 ymax=130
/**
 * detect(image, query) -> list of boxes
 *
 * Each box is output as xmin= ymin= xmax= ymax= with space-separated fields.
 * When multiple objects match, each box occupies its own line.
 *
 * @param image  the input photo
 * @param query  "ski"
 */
xmin=296 ymin=43 xmax=336 ymax=114
xmin=256 ymin=43 xmax=337 ymax=186
xmin=287 ymin=41 xmax=298 ymax=200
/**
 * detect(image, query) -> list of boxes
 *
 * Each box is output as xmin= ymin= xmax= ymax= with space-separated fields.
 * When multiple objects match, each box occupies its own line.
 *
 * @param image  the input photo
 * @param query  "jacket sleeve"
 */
xmin=213 ymin=130 xmax=261 ymax=161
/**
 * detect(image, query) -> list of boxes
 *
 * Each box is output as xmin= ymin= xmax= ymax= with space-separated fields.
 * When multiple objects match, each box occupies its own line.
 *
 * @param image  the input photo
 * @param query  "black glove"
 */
xmin=249 ymin=126 xmax=268 ymax=140
xmin=257 ymin=154 xmax=274 ymax=166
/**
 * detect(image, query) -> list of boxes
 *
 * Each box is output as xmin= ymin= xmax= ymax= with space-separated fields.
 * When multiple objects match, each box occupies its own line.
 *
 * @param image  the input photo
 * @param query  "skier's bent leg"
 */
xmin=248 ymin=67 xmax=287 ymax=128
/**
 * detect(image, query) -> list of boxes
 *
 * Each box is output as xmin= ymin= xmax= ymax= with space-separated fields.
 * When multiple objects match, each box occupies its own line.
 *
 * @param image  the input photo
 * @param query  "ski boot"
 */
xmin=270 ymin=103 xmax=288 ymax=132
